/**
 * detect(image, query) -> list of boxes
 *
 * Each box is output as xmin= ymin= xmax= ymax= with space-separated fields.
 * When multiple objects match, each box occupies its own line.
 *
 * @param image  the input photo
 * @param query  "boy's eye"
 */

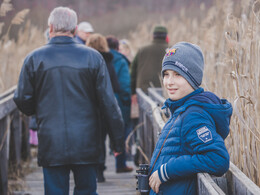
xmin=163 ymin=72 xmax=169 ymax=76
xmin=175 ymin=73 xmax=181 ymax=76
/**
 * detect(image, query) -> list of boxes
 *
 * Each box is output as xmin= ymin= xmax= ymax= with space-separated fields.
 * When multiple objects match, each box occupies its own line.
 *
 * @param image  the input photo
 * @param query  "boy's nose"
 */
xmin=168 ymin=76 xmax=175 ymax=84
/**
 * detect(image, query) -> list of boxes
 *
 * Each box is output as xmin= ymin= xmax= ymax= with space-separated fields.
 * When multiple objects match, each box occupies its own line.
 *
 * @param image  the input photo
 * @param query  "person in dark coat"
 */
xmin=107 ymin=35 xmax=133 ymax=173
xmin=149 ymin=42 xmax=232 ymax=195
xmin=13 ymin=7 xmax=124 ymax=195
xmin=86 ymin=33 xmax=120 ymax=182
xmin=86 ymin=33 xmax=120 ymax=94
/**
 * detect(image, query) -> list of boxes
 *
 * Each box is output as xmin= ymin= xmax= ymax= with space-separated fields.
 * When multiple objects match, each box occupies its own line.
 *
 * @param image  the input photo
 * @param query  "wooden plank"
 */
xmin=18 ymin=141 xmax=137 ymax=195
xmin=0 ymin=94 xmax=16 ymax=120
xmin=21 ymin=115 xmax=30 ymax=161
xmin=197 ymin=173 xmax=225 ymax=195
xmin=148 ymin=88 xmax=165 ymax=105
xmin=0 ymin=86 xmax=16 ymax=101
xmin=9 ymin=110 xmax=22 ymax=170
xmin=212 ymin=176 xmax=228 ymax=194
xmin=227 ymin=162 xmax=260 ymax=195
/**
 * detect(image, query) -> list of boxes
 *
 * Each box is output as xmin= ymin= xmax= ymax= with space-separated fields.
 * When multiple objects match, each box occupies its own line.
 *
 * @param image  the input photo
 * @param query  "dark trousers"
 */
xmin=43 ymin=164 xmax=97 ymax=195
xmin=116 ymin=123 xmax=131 ymax=169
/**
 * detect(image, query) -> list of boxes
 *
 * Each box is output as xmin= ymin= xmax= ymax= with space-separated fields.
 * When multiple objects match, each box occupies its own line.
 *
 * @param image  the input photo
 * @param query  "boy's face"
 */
xmin=163 ymin=70 xmax=194 ymax=101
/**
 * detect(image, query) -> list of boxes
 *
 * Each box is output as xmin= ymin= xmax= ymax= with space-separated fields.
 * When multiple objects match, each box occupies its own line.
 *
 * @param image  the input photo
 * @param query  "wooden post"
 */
xmin=0 ymin=118 xmax=8 ymax=195
xmin=9 ymin=110 xmax=22 ymax=173
xmin=21 ymin=115 xmax=30 ymax=161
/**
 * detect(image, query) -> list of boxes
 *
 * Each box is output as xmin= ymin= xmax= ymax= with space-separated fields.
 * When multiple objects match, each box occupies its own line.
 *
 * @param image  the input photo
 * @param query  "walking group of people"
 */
xmin=14 ymin=6 xmax=232 ymax=195
xmin=74 ymin=22 xmax=134 ymax=182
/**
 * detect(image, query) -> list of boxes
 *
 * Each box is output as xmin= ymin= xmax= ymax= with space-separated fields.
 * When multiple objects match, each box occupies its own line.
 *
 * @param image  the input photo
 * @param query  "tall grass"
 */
xmin=0 ymin=5 xmax=44 ymax=93
xmin=129 ymin=0 xmax=260 ymax=186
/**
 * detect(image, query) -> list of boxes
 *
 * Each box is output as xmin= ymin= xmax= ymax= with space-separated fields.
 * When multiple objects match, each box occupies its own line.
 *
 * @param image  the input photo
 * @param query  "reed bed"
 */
xmin=129 ymin=0 xmax=260 ymax=186
xmin=0 ymin=6 xmax=45 ymax=93
xmin=1 ymin=0 xmax=259 ymax=187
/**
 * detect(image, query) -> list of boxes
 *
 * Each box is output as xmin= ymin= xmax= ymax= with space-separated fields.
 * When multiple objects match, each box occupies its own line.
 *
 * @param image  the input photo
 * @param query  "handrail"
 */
xmin=148 ymin=88 xmax=165 ymax=105
xmin=0 ymin=85 xmax=17 ymax=120
xmin=137 ymin=88 xmax=164 ymax=130
xmin=0 ymin=85 xmax=16 ymax=101
xmin=0 ymin=86 xmax=30 ymax=195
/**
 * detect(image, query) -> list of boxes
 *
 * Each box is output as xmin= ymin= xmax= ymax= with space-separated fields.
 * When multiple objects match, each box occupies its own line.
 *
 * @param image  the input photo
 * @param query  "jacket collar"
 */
xmin=48 ymin=36 xmax=76 ymax=45
xmin=162 ymin=88 xmax=204 ymax=115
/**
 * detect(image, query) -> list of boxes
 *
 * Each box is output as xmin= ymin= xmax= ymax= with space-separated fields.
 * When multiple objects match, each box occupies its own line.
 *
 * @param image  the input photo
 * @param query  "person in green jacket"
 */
xmin=131 ymin=25 xmax=169 ymax=96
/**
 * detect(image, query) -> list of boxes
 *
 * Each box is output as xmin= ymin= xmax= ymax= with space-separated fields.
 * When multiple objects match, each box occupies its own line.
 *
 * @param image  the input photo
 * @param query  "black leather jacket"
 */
xmin=13 ymin=36 xmax=124 ymax=167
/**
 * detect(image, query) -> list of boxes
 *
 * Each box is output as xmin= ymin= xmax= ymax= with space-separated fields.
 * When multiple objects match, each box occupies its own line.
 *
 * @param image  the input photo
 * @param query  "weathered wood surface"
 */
xmin=0 ymin=86 xmax=16 ymax=120
xmin=0 ymin=117 xmax=8 ymax=195
xmin=147 ymin=88 xmax=165 ymax=106
xmin=0 ymin=87 xmax=30 ymax=195
xmin=198 ymin=173 xmax=226 ymax=195
xmin=18 ymin=144 xmax=137 ymax=195
xmin=225 ymin=162 xmax=260 ymax=195
xmin=136 ymin=88 xmax=165 ymax=164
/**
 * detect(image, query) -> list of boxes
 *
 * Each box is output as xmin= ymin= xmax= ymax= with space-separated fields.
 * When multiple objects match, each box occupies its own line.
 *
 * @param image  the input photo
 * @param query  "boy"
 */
xmin=149 ymin=42 xmax=233 ymax=194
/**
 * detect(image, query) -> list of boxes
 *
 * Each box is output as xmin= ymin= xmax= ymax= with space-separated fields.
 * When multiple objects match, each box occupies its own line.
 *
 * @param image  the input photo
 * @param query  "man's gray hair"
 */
xmin=48 ymin=7 xmax=77 ymax=34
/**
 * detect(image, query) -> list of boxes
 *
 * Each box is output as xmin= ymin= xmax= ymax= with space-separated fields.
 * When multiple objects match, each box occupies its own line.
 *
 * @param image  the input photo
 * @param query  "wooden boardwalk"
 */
xmin=20 ymin=144 xmax=137 ymax=195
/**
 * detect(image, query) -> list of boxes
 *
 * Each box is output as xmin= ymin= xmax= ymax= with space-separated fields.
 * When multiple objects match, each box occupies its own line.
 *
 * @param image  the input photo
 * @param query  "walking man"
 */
xmin=13 ymin=7 xmax=124 ymax=195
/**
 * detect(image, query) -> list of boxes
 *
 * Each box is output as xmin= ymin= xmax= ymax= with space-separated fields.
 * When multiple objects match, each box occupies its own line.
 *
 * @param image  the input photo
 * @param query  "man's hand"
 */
xmin=131 ymin=94 xmax=137 ymax=104
xmin=113 ymin=151 xmax=122 ymax=157
xmin=149 ymin=170 xmax=162 ymax=193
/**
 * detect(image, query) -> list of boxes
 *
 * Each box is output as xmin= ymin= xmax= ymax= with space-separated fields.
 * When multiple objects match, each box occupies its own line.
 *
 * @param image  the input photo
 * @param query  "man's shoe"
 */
xmin=97 ymin=170 xmax=105 ymax=183
xmin=116 ymin=166 xmax=133 ymax=173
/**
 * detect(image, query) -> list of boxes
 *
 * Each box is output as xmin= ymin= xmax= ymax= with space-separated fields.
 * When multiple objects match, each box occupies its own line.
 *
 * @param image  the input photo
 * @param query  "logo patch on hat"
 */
xmin=165 ymin=48 xmax=177 ymax=57
xmin=196 ymin=126 xmax=212 ymax=143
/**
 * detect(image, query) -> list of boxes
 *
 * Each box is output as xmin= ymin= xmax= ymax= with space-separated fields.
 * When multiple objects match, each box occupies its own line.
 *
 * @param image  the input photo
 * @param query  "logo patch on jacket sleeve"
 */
xmin=196 ymin=126 xmax=212 ymax=143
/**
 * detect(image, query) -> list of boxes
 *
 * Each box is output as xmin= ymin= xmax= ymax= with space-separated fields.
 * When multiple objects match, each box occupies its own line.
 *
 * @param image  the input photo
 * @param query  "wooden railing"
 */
xmin=0 ymin=86 xmax=30 ymax=195
xmin=136 ymin=88 xmax=260 ymax=195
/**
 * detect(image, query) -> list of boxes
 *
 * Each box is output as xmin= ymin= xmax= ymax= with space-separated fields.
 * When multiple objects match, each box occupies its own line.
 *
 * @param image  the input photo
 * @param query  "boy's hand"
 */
xmin=149 ymin=170 xmax=162 ymax=193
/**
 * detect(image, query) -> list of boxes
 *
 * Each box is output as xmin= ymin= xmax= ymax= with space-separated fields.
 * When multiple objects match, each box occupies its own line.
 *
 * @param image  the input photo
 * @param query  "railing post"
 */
xmin=0 ymin=117 xmax=8 ymax=195
xmin=9 ymin=110 xmax=22 ymax=173
xmin=21 ymin=115 xmax=30 ymax=161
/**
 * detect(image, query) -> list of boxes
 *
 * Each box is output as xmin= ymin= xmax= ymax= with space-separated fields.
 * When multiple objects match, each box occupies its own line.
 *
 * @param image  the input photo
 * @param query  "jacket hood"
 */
xmin=163 ymin=88 xmax=233 ymax=139
xmin=110 ymin=49 xmax=130 ymax=66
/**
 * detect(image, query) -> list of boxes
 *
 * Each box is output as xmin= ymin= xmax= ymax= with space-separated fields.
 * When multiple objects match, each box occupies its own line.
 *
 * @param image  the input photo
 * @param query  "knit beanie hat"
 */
xmin=161 ymin=42 xmax=204 ymax=90
xmin=153 ymin=25 xmax=168 ymax=40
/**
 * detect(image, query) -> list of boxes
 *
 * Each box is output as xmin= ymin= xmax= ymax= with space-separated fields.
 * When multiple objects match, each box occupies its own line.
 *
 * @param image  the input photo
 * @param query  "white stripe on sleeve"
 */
xmin=164 ymin=164 xmax=169 ymax=180
xmin=160 ymin=164 xmax=167 ymax=182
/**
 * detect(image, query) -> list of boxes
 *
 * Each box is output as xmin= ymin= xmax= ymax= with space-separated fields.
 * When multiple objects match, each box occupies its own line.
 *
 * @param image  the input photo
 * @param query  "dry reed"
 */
xmin=0 ymin=0 xmax=13 ymax=17
xmin=129 ymin=0 xmax=260 ymax=186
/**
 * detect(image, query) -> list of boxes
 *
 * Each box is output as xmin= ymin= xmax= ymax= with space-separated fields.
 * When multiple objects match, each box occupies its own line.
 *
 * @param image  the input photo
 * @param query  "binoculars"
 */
xmin=136 ymin=164 xmax=150 ymax=194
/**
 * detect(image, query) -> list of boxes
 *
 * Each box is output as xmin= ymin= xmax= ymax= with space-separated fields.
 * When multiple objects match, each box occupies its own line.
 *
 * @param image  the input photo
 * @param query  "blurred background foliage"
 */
xmin=1 ymin=0 xmax=215 ymax=39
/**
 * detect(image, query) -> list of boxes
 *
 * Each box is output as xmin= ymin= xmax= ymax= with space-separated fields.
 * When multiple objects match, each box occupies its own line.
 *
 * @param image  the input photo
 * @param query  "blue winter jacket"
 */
xmin=13 ymin=37 xmax=125 ymax=166
xmin=149 ymin=88 xmax=232 ymax=195
xmin=110 ymin=49 xmax=131 ymax=127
